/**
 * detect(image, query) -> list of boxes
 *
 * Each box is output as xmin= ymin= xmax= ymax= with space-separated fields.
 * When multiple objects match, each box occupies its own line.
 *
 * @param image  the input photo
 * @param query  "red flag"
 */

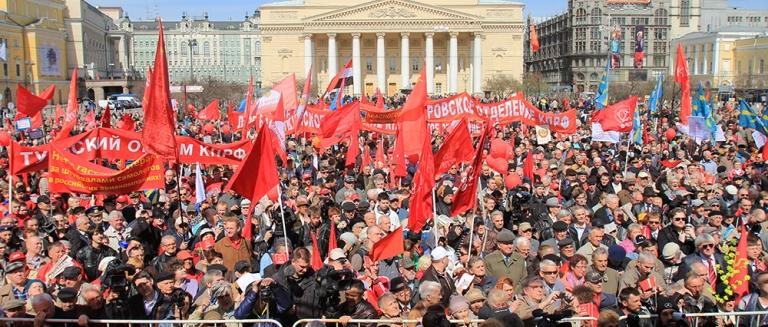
xmin=196 ymin=98 xmax=221 ymax=121
xmin=293 ymin=65 xmax=313 ymax=132
xmin=56 ymin=68 xmax=79 ymax=140
xmin=224 ymin=123 xmax=279 ymax=240
xmin=763 ymin=144 xmax=768 ymax=162
xmin=375 ymin=88 xmax=385 ymax=109
xmin=30 ymin=111 xmax=42 ymax=129
xmin=729 ymin=222 xmax=750 ymax=303
xmin=100 ymin=104 xmax=111 ymax=128
xmin=142 ymin=19 xmax=177 ymax=159
xmin=398 ymin=69 xmax=428 ymax=160
xmin=563 ymin=96 xmax=570 ymax=110
xmin=242 ymin=76 xmax=255 ymax=134
xmin=375 ymin=140 xmax=386 ymax=168
xmin=591 ymin=96 xmax=637 ymax=133
xmin=451 ymin=123 xmax=492 ymax=216
xmin=120 ymin=114 xmax=135 ymax=131
xmin=227 ymin=100 xmax=244 ymax=130
xmin=675 ymin=44 xmax=691 ymax=124
xmin=523 ymin=151 xmax=535 ymax=182
xmin=370 ymin=227 xmax=405 ymax=261
xmin=16 ymin=84 xmax=54 ymax=117
xmin=362 ymin=144 xmax=371 ymax=168
xmin=54 ymin=104 xmax=63 ymax=125
xmin=85 ymin=110 xmax=95 ymax=124
xmin=406 ymin=127 xmax=435 ymax=234
xmin=142 ymin=66 xmax=153 ymax=109
xmin=271 ymin=74 xmax=298 ymax=116
xmin=660 ymin=160 xmax=682 ymax=168
xmin=328 ymin=221 xmax=338 ymax=253
xmin=391 ymin=126 xmax=408 ymax=177
xmin=320 ymin=102 xmax=361 ymax=151
xmin=434 ymin=118 xmax=474 ymax=176
xmin=345 ymin=133 xmax=359 ymax=168
xmin=530 ymin=22 xmax=540 ymax=53
xmin=360 ymin=92 xmax=370 ymax=105
xmin=310 ymin=232 xmax=323 ymax=270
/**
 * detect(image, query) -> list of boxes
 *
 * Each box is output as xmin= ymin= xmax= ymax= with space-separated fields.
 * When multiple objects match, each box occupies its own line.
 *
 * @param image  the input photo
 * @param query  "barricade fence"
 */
xmin=1 ymin=312 xmax=766 ymax=327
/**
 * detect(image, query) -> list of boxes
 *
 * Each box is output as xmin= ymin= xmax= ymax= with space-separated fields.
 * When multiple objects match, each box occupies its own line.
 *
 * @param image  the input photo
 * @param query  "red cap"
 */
xmin=8 ymin=251 xmax=26 ymax=262
xmin=116 ymin=195 xmax=130 ymax=203
xmin=176 ymin=250 xmax=193 ymax=261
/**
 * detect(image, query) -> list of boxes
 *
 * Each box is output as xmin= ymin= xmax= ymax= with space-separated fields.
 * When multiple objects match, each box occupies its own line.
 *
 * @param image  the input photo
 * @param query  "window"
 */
xmin=575 ymin=8 xmax=587 ymax=24
xmin=412 ymin=57 xmax=419 ymax=71
xmin=590 ymin=27 xmax=600 ymax=39
xmin=590 ymin=41 xmax=600 ymax=53
xmin=366 ymin=57 xmax=373 ymax=72
xmin=654 ymin=28 xmax=667 ymax=40
xmin=680 ymin=0 xmax=691 ymax=27
xmin=2 ymin=63 xmax=5 ymax=76
xmin=653 ymin=55 xmax=666 ymax=68
xmin=591 ymin=8 xmax=602 ymax=24
xmin=15 ymin=64 xmax=20 ymax=77
xmin=760 ymin=59 xmax=765 ymax=74
xmin=254 ymin=41 xmax=261 ymax=55
xmin=203 ymin=41 xmax=210 ymax=56
xmin=654 ymin=41 xmax=667 ymax=54
xmin=435 ymin=83 xmax=442 ymax=94
xmin=435 ymin=56 xmax=443 ymax=72
xmin=389 ymin=56 xmax=397 ymax=72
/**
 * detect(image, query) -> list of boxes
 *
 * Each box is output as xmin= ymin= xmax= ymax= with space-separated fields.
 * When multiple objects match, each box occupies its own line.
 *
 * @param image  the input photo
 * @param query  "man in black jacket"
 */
xmin=75 ymin=227 xmax=118 ymax=281
xmin=273 ymin=247 xmax=320 ymax=323
xmin=65 ymin=216 xmax=92 ymax=258
xmin=657 ymin=208 xmax=696 ymax=256
xmin=419 ymin=246 xmax=455 ymax=307
xmin=337 ymin=280 xmax=378 ymax=327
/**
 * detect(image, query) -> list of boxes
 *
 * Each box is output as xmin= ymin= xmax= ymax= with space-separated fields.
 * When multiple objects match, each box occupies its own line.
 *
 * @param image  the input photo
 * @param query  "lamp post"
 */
xmin=186 ymin=38 xmax=197 ymax=82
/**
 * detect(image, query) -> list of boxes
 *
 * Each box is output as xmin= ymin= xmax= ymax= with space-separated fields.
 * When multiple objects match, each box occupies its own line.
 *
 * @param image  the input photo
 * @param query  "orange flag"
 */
xmin=675 ymin=44 xmax=691 ymax=125
xmin=141 ymin=19 xmax=177 ymax=159
xmin=370 ymin=227 xmax=404 ymax=261
xmin=224 ymin=123 xmax=279 ymax=241
xmin=361 ymin=144 xmax=371 ymax=169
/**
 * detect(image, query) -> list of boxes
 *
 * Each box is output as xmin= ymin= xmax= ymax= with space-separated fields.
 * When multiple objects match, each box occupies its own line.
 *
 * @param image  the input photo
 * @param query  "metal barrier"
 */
xmin=292 ymin=319 xmax=486 ymax=327
xmin=561 ymin=311 xmax=768 ymax=327
xmin=0 ymin=318 xmax=283 ymax=327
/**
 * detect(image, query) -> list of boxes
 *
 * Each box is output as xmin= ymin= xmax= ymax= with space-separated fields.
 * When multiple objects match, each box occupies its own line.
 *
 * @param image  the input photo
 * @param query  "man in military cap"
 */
xmin=484 ymin=229 xmax=527 ymax=285
xmin=584 ymin=271 xmax=618 ymax=310
xmin=1 ymin=298 xmax=33 ymax=324
xmin=86 ymin=206 xmax=108 ymax=231
xmin=0 ymin=261 xmax=28 ymax=304
xmin=58 ymin=266 xmax=91 ymax=305
xmin=53 ymin=287 xmax=80 ymax=319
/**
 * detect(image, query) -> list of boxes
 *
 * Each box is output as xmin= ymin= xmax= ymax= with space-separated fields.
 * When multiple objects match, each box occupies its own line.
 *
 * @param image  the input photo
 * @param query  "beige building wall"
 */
xmin=260 ymin=0 xmax=524 ymax=96
xmin=733 ymin=36 xmax=768 ymax=90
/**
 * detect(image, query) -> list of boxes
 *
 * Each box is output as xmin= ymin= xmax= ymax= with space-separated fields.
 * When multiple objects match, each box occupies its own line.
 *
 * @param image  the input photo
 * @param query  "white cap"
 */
xmin=98 ymin=257 xmax=117 ymax=272
xmin=431 ymin=246 xmax=449 ymax=261
xmin=328 ymin=248 xmax=347 ymax=261
xmin=725 ymin=185 xmax=738 ymax=196
xmin=603 ymin=222 xmax=618 ymax=234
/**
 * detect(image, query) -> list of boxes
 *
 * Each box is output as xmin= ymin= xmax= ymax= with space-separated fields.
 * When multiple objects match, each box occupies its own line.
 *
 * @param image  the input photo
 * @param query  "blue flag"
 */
xmin=594 ymin=61 xmax=610 ymax=110
xmin=738 ymin=100 xmax=759 ymax=130
xmin=631 ymin=105 xmax=643 ymax=145
xmin=648 ymin=75 xmax=663 ymax=114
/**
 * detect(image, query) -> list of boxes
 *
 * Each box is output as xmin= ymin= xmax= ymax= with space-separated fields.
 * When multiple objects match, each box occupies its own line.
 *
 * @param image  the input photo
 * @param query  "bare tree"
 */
xmin=485 ymin=74 xmax=522 ymax=99
xmin=184 ymin=76 xmax=247 ymax=109
xmin=522 ymin=72 xmax=548 ymax=97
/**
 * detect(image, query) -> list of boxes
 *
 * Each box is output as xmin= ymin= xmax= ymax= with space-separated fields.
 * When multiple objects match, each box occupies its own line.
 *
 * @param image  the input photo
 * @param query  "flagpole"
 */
xmin=177 ymin=162 xmax=184 ymax=219
xmin=276 ymin=184 xmax=290 ymax=252
xmin=432 ymin=187 xmax=438 ymax=232
xmin=7 ymin=140 xmax=12 ymax=203
xmin=623 ymin=135 xmax=631 ymax=176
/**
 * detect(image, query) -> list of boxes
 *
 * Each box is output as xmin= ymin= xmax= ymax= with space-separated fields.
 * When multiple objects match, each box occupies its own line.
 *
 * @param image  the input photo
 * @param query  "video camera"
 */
xmin=315 ymin=267 xmax=356 ymax=318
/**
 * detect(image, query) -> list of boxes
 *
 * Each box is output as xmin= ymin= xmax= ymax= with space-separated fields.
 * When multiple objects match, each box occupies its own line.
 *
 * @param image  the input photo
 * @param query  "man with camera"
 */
xmin=234 ymin=276 xmax=293 ymax=321
xmin=273 ymin=247 xmax=321 ymax=322
xmin=615 ymin=288 xmax=653 ymax=327
xmin=513 ymin=276 xmax=574 ymax=327
xmin=337 ymin=280 xmax=379 ymax=327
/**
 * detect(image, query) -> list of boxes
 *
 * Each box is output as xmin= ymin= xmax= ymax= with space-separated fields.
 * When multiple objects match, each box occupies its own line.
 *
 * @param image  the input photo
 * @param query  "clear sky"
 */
xmin=91 ymin=0 xmax=766 ymax=21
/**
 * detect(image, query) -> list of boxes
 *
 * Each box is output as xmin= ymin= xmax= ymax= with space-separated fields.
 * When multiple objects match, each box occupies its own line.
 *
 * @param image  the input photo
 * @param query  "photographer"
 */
xmin=273 ymin=247 xmax=321 ymax=322
xmin=234 ymin=277 xmax=293 ymax=321
xmin=513 ymin=276 xmax=574 ymax=327
xmin=338 ymin=279 xmax=379 ymax=327
xmin=616 ymin=288 xmax=652 ymax=327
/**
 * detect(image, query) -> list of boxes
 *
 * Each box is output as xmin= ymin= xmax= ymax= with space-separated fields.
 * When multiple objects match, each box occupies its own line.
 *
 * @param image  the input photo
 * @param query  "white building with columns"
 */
xmin=260 ymin=0 xmax=525 ymax=96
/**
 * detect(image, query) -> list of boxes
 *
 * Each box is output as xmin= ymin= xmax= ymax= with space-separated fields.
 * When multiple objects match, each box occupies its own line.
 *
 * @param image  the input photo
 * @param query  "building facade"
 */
xmin=259 ymin=0 xmax=525 ymax=96
xmin=119 ymin=12 xmax=262 ymax=85
xmin=700 ymin=0 xmax=768 ymax=32
xmin=525 ymin=0 xmax=700 ymax=94
xmin=0 ymin=0 xmax=71 ymax=106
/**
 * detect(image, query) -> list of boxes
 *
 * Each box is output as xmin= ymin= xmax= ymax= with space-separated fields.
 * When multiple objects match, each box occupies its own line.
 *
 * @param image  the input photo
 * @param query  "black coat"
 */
xmin=657 ymin=225 xmax=696 ymax=256
xmin=76 ymin=244 xmax=118 ymax=282
xmin=419 ymin=266 xmax=455 ymax=307
xmin=65 ymin=228 xmax=90 ymax=258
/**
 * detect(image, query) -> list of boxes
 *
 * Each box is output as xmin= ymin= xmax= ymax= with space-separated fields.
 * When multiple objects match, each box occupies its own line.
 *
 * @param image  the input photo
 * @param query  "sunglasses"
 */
xmin=701 ymin=244 xmax=715 ymax=249
xmin=673 ymin=217 xmax=686 ymax=221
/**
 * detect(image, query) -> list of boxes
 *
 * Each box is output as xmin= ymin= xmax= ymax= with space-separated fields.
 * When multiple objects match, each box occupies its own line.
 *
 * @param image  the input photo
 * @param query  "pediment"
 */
xmin=304 ymin=0 xmax=480 ymax=23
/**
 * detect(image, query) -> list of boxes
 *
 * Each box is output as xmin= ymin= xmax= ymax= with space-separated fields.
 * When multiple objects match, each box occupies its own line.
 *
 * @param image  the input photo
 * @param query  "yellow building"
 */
xmin=0 ymin=0 xmax=70 ymax=106
xmin=670 ymin=30 xmax=768 ymax=94
xmin=259 ymin=0 xmax=525 ymax=96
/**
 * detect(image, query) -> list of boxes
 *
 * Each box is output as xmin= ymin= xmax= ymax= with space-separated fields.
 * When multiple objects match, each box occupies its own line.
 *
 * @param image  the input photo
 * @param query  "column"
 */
xmin=702 ymin=44 xmax=708 ymax=75
xmin=449 ymin=32 xmax=458 ymax=94
xmin=303 ymin=34 xmax=313 ymax=77
xmin=327 ymin=33 xmax=337 ymax=79
xmin=713 ymin=39 xmax=720 ymax=78
xmin=693 ymin=43 xmax=699 ymax=75
xmin=472 ymin=33 xmax=482 ymax=95
xmin=425 ymin=32 xmax=434 ymax=94
xmin=401 ymin=32 xmax=410 ymax=89
xmin=376 ymin=33 xmax=386 ymax=94
xmin=352 ymin=33 xmax=362 ymax=96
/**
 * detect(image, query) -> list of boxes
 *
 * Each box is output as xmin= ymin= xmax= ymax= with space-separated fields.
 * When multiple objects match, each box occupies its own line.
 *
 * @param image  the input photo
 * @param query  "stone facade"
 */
xmin=259 ymin=0 xmax=525 ymax=96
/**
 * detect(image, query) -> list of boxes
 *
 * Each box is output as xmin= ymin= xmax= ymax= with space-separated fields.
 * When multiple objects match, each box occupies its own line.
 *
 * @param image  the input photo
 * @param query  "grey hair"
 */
xmin=108 ymin=210 xmax=124 ymax=221
xmin=605 ymin=194 xmax=619 ymax=203
xmin=487 ymin=289 xmax=507 ymax=308
xmin=513 ymin=237 xmax=531 ymax=248
xmin=539 ymin=259 xmax=557 ymax=270
xmin=418 ymin=281 xmax=442 ymax=298
xmin=377 ymin=292 xmax=396 ymax=309
xmin=161 ymin=235 xmax=177 ymax=244
xmin=694 ymin=233 xmax=716 ymax=249
xmin=202 ymin=270 xmax=224 ymax=286
xmin=638 ymin=252 xmax=655 ymax=265
xmin=592 ymin=247 xmax=609 ymax=259
xmin=490 ymin=211 xmax=504 ymax=219
xmin=557 ymin=209 xmax=572 ymax=219
xmin=626 ymin=223 xmax=643 ymax=234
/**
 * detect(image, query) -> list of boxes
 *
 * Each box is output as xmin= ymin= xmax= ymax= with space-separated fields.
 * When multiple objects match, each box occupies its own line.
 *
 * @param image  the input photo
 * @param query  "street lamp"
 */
xmin=186 ymin=38 xmax=197 ymax=82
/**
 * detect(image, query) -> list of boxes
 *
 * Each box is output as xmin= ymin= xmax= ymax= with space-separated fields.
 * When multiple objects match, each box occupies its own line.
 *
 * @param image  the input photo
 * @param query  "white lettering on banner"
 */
xmin=234 ymin=149 xmax=246 ymax=159
xmin=180 ymin=144 xmax=194 ymax=156
xmin=127 ymin=140 xmax=142 ymax=152
xmin=20 ymin=151 xmax=48 ymax=165
xmin=301 ymin=111 xmax=321 ymax=130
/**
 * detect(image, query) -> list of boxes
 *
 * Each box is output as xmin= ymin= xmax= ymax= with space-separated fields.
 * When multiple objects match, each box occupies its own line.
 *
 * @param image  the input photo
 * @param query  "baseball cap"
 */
xmin=234 ymin=260 xmax=252 ymax=273
xmin=431 ymin=246 xmax=449 ymax=261
xmin=176 ymin=250 xmax=194 ymax=261
xmin=585 ymin=271 xmax=603 ymax=284
xmin=518 ymin=222 xmax=533 ymax=232
xmin=328 ymin=248 xmax=347 ymax=261
xmin=4 ymin=261 xmax=24 ymax=273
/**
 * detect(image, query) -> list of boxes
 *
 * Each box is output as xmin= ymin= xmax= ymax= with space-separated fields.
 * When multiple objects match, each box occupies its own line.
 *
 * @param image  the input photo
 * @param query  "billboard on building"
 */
xmin=610 ymin=26 xmax=621 ymax=69
xmin=39 ymin=46 xmax=61 ymax=76
xmin=634 ymin=25 xmax=645 ymax=69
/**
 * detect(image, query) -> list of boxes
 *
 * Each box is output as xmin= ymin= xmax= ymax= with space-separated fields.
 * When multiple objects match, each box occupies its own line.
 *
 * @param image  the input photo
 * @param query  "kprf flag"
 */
xmin=119 ymin=114 xmax=135 ymax=131
xmin=397 ymin=68 xmax=428 ymax=160
xmin=535 ymin=126 xmax=552 ymax=144
xmin=451 ymin=123 xmax=492 ymax=217
xmin=141 ymin=19 xmax=177 ymax=159
xmin=523 ymin=151 xmax=535 ymax=182
xmin=675 ymin=43 xmax=692 ymax=124
xmin=729 ymin=221 xmax=750 ymax=303
xmin=433 ymin=117 xmax=474 ymax=176
xmin=591 ymin=96 xmax=637 ymax=133
xmin=370 ymin=227 xmax=404 ymax=261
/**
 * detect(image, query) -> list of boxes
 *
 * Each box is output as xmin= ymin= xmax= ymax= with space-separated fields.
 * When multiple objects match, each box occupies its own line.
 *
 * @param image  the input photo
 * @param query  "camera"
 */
xmin=315 ymin=267 xmax=356 ymax=318
xmin=259 ymin=283 xmax=274 ymax=302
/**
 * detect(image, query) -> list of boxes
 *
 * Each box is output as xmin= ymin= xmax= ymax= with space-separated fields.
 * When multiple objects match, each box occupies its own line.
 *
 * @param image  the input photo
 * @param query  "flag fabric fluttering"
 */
xmin=195 ymin=163 xmax=206 ymax=210
xmin=739 ymin=100 xmax=768 ymax=135
xmin=397 ymin=69 xmax=428 ymax=160
xmin=56 ymin=68 xmax=79 ymax=140
xmin=375 ymin=88 xmax=385 ymax=109
xmin=451 ymin=123 xmax=492 ymax=216
xmin=675 ymin=43 xmax=692 ymax=125
xmin=728 ymin=222 xmax=750 ymax=303
xmin=141 ymin=19 xmax=177 ymax=159
xmin=120 ymin=114 xmax=135 ymax=131
xmin=100 ymin=104 xmax=111 ymax=128
xmin=591 ymin=96 xmax=638 ymax=133
xmin=196 ymin=99 xmax=221 ymax=121
xmin=433 ymin=117 xmax=475 ymax=177
xmin=16 ymin=84 xmax=54 ymax=117
xmin=406 ymin=125 xmax=435 ymax=234
xmin=529 ymin=21 xmax=540 ymax=53
xmin=324 ymin=59 xmax=354 ymax=95
xmin=370 ymin=227 xmax=405 ymax=261
xmin=648 ymin=75 xmax=663 ymax=114
xmin=523 ymin=151 xmax=535 ymax=183
xmin=594 ymin=61 xmax=610 ymax=110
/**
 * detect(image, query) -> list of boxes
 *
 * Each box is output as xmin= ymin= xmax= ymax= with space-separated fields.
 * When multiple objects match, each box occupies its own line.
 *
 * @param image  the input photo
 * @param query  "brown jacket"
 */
xmin=213 ymin=237 xmax=253 ymax=272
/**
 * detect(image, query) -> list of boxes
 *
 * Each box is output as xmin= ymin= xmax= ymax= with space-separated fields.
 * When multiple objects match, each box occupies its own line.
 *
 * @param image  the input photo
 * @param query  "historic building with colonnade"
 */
xmin=259 ymin=0 xmax=525 ymax=96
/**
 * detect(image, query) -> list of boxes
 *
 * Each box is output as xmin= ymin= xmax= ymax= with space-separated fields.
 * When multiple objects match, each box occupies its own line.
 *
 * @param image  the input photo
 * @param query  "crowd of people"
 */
xmin=0 ymin=90 xmax=768 ymax=327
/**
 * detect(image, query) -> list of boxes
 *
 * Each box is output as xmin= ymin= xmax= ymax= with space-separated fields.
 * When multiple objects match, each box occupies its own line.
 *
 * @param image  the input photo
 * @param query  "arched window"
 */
xmin=203 ymin=41 xmax=210 ymax=56
xmin=254 ymin=41 xmax=261 ymax=55
xmin=591 ymin=8 xmax=602 ymax=24
xmin=575 ymin=8 xmax=587 ymax=24
xmin=655 ymin=9 xmax=668 ymax=25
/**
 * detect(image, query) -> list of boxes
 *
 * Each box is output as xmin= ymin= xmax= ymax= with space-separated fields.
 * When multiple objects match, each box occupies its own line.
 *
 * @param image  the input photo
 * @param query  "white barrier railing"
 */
xmin=292 ymin=319 xmax=486 ymax=327
xmin=561 ymin=311 xmax=768 ymax=327
xmin=0 ymin=318 xmax=283 ymax=327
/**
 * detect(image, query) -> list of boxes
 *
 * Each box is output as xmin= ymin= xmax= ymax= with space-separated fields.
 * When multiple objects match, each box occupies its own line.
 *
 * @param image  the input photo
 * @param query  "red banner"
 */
xmin=48 ymin=147 xmax=164 ymax=195
xmin=13 ymin=128 xmax=252 ymax=174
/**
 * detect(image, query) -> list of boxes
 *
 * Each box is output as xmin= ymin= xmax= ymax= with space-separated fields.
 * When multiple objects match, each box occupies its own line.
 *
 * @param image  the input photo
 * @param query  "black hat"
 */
xmin=390 ymin=277 xmax=408 ymax=293
xmin=643 ymin=187 xmax=657 ymax=197
xmin=558 ymin=238 xmax=574 ymax=248
xmin=85 ymin=206 xmax=104 ymax=216
xmin=634 ymin=235 xmax=649 ymax=245
xmin=657 ymin=295 xmax=678 ymax=312
xmin=4 ymin=261 xmax=24 ymax=273
xmin=344 ymin=175 xmax=356 ymax=183
xmin=60 ymin=266 xmax=81 ymax=279
xmin=155 ymin=271 xmax=175 ymax=283
xmin=207 ymin=264 xmax=228 ymax=275
xmin=357 ymin=201 xmax=370 ymax=211
xmin=542 ymin=254 xmax=562 ymax=265
xmin=585 ymin=271 xmax=603 ymax=284
xmin=497 ymin=229 xmax=515 ymax=244
xmin=57 ymin=287 xmax=78 ymax=302
xmin=341 ymin=201 xmax=356 ymax=212
xmin=552 ymin=221 xmax=568 ymax=232
xmin=234 ymin=260 xmax=251 ymax=274
xmin=709 ymin=210 xmax=723 ymax=217
xmin=473 ymin=217 xmax=485 ymax=226
xmin=36 ymin=195 xmax=50 ymax=204
xmin=401 ymin=179 xmax=412 ymax=187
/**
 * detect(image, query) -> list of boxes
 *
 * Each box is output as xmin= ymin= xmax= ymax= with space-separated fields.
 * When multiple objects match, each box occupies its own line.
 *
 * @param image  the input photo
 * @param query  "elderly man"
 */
xmin=104 ymin=210 xmax=131 ymax=252
xmin=417 ymin=281 xmax=443 ymax=307
xmin=593 ymin=194 xmax=620 ymax=226
xmin=584 ymin=271 xmax=618 ymax=310
xmin=675 ymin=234 xmax=727 ymax=287
xmin=0 ymin=261 xmax=28 ymax=303
xmin=576 ymin=228 xmax=608 ymax=264
xmin=350 ymin=225 xmax=383 ymax=272
xmin=619 ymin=252 xmax=666 ymax=296
xmin=420 ymin=246 xmax=455 ymax=307
xmin=485 ymin=230 xmax=527 ymax=286
xmin=538 ymin=259 xmax=566 ymax=296
xmin=589 ymin=248 xmax=621 ymax=295
xmin=514 ymin=276 xmax=571 ymax=326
